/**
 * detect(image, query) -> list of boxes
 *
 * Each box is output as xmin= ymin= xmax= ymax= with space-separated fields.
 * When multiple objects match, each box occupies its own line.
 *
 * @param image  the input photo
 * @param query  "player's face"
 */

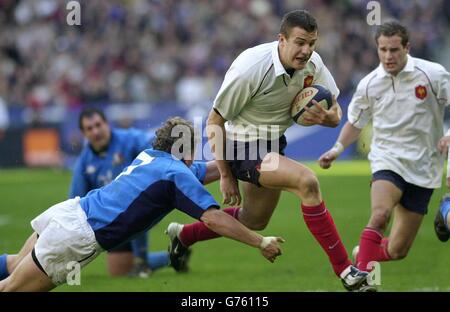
xmin=278 ymin=27 xmax=317 ymax=71
xmin=377 ymin=35 xmax=410 ymax=76
xmin=81 ymin=114 xmax=111 ymax=152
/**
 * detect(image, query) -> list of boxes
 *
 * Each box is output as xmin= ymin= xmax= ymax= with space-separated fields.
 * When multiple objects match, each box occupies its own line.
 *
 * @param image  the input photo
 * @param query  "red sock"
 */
xmin=356 ymin=228 xmax=391 ymax=271
xmin=301 ymin=202 xmax=351 ymax=276
xmin=179 ymin=207 xmax=240 ymax=247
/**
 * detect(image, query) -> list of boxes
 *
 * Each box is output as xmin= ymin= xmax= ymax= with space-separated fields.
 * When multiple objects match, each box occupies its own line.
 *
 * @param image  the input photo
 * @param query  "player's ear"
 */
xmin=405 ymin=42 xmax=411 ymax=53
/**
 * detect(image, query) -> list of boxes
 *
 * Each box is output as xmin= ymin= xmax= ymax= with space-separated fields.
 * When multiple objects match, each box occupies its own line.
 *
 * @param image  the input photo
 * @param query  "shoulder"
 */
xmin=78 ymin=143 xmax=93 ymax=161
xmin=308 ymin=51 xmax=325 ymax=71
xmin=413 ymin=57 xmax=449 ymax=79
xmin=114 ymin=127 xmax=142 ymax=138
xmin=166 ymin=159 xmax=197 ymax=182
xmin=357 ymin=68 xmax=379 ymax=92
xmin=231 ymin=42 xmax=276 ymax=82
xmin=115 ymin=128 xmax=147 ymax=143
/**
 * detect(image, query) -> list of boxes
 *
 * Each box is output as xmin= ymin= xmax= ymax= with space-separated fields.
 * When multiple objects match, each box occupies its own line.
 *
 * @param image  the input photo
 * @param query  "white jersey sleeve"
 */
xmin=347 ymin=76 xmax=374 ymax=129
xmin=213 ymin=65 xmax=253 ymax=121
xmin=436 ymin=66 xmax=450 ymax=106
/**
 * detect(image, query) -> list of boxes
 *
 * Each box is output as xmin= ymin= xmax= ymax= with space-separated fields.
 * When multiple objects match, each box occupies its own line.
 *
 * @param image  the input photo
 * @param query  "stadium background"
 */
xmin=0 ymin=0 xmax=449 ymax=291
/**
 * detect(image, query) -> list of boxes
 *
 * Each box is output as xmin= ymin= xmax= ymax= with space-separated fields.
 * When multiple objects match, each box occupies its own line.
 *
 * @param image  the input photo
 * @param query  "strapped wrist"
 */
xmin=330 ymin=141 xmax=344 ymax=156
xmin=260 ymin=237 xmax=274 ymax=249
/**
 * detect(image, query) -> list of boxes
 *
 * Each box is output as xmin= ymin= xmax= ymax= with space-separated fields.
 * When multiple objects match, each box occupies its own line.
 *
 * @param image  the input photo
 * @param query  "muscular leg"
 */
xmin=356 ymin=180 xmax=402 ymax=270
xmin=3 ymin=233 xmax=38 ymax=277
xmin=177 ymin=152 xmax=351 ymax=276
xmin=0 ymin=253 xmax=55 ymax=292
xmin=258 ymin=152 xmax=321 ymax=205
xmin=107 ymin=252 xmax=134 ymax=277
xmin=387 ymin=204 xmax=423 ymax=260
xmin=258 ymin=152 xmax=351 ymax=276
xmin=367 ymin=180 xmax=402 ymax=231
xmin=238 ymin=182 xmax=281 ymax=230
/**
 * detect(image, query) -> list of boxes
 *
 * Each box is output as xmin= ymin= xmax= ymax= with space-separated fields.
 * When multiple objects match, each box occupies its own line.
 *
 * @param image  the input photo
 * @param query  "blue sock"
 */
xmin=131 ymin=232 xmax=148 ymax=261
xmin=440 ymin=199 xmax=450 ymax=230
xmin=147 ymin=251 xmax=170 ymax=271
xmin=0 ymin=254 xmax=9 ymax=280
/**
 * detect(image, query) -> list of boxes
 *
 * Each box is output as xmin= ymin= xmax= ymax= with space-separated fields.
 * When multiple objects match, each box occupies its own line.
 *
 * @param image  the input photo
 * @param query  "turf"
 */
xmin=0 ymin=162 xmax=449 ymax=292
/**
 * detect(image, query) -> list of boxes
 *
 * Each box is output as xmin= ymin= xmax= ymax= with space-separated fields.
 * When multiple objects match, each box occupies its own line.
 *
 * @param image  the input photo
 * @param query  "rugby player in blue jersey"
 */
xmin=68 ymin=108 xmax=218 ymax=277
xmin=0 ymin=117 xmax=284 ymax=292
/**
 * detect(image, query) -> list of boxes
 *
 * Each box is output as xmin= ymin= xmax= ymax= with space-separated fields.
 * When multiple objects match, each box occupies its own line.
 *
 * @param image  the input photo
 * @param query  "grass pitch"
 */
xmin=0 ymin=161 xmax=449 ymax=292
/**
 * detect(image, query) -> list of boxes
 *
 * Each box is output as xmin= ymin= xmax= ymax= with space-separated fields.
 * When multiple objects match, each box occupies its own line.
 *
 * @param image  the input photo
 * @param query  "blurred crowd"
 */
xmin=0 ymin=0 xmax=449 ymax=116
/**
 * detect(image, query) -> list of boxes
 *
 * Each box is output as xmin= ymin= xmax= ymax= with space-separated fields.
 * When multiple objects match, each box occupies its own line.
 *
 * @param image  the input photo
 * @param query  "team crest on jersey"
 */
xmin=86 ymin=165 xmax=96 ymax=174
xmin=303 ymin=75 xmax=314 ymax=88
xmin=415 ymin=85 xmax=427 ymax=100
xmin=112 ymin=152 xmax=124 ymax=166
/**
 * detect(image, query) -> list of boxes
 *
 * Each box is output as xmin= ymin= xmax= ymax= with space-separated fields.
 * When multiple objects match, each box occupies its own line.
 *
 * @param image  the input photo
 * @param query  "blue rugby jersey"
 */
xmin=79 ymin=149 xmax=219 ymax=250
xmin=69 ymin=128 xmax=151 ymax=197
xmin=69 ymin=128 xmax=207 ymax=197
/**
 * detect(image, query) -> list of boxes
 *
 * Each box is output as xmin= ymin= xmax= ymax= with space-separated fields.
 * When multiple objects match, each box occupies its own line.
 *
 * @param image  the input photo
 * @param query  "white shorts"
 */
xmin=30 ymin=197 xmax=103 ymax=285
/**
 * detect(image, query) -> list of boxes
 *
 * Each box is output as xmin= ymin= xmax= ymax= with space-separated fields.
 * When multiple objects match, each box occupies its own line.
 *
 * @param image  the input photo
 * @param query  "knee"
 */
xmin=369 ymin=209 xmax=391 ymax=229
xmin=298 ymin=172 xmax=320 ymax=199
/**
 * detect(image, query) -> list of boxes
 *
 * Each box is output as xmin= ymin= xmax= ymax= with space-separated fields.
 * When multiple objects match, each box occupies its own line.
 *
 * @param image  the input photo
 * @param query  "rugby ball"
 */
xmin=291 ymin=84 xmax=333 ymax=126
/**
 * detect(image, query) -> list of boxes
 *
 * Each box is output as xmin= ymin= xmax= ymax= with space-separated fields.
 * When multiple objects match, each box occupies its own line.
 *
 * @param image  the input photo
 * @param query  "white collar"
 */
xmin=271 ymin=41 xmax=288 ymax=76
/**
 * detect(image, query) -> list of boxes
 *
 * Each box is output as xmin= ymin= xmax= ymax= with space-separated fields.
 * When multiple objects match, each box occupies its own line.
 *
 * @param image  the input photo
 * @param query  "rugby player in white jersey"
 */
xmin=166 ymin=10 xmax=373 ymax=291
xmin=318 ymin=22 xmax=450 ymax=271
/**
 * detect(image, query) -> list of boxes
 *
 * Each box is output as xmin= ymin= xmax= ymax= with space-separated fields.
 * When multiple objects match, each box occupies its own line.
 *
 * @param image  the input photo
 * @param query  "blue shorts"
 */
xmin=226 ymin=135 xmax=287 ymax=186
xmin=372 ymin=170 xmax=434 ymax=215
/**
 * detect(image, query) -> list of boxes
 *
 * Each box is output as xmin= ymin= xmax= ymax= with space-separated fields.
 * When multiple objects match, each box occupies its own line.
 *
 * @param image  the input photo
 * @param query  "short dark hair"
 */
xmin=280 ymin=10 xmax=317 ymax=38
xmin=375 ymin=22 xmax=409 ymax=47
xmin=152 ymin=117 xmax=196 ymax=158
xmin=78 ymin=108 xmax=107 ymax=130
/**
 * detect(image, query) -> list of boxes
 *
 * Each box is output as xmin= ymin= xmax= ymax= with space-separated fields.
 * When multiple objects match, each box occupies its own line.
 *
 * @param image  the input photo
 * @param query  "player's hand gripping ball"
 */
xmin=291 ymin=84 xmax=333 ymax=126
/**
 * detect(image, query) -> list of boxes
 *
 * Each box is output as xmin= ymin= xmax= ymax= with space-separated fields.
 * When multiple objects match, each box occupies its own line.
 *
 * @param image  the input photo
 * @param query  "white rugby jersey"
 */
xmin=348 ymin=55 xmax=450 ymax=188
xmin=213 ymin=41 xmax=339 ymax=142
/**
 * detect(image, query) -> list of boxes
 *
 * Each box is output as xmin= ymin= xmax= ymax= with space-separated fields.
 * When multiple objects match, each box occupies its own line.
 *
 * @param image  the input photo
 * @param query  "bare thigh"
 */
xmin=239 ymin=181 xmax=281 ymax=230
xmin=0 ymin=253 xmax=55 ymax=292
xmin=368 ymin=180 xmax=403 ymax=231
xmin=238 ymin=152 xmax=323 ymax=229
xmin=8 ymin=232 xmax=38 ymax=273
xmin=387 ymin=204 xmax=423 ymax=259
xmin=258 ymin=152 xmax=322 ymax=205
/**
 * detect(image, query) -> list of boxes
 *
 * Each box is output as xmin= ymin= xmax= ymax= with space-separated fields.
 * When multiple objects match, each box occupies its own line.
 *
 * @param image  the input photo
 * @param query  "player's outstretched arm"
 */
xmin=318 ymin=121 xmax=362 ymax=169
xmin=200 ymin=208 xmax=285 ymax=263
